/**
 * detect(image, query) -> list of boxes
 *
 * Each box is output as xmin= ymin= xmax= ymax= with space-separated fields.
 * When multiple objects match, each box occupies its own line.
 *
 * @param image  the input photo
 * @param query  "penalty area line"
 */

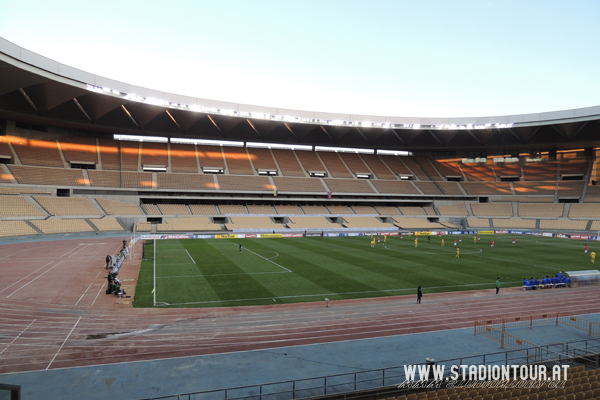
xmin=185 ymin=249 xmax=196 ymax=264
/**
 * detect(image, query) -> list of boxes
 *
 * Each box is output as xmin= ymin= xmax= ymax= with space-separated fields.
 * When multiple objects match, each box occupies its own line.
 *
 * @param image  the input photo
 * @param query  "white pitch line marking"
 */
xmin=185 ymin=249 xmax=196 ymax=264
xmin=46 ymin=316 xmax=82 ymax=370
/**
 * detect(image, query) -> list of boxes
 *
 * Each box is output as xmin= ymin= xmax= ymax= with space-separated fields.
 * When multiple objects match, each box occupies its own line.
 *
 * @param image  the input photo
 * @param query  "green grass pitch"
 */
xmin=132 ymin=235 xmax=594 ymax=308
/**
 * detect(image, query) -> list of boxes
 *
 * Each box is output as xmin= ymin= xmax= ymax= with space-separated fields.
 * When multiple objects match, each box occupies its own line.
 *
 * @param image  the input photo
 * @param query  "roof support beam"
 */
xmin=19 ymin=88 xmax=39 ymax=114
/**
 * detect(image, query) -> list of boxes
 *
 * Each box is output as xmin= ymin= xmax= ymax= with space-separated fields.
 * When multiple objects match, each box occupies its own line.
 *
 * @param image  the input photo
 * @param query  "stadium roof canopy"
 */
xmin=1 ymin=36 xmax=599 ymax=152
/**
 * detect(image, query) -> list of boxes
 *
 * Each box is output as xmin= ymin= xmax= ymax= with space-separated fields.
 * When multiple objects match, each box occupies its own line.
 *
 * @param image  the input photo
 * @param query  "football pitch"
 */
xmin=132 ymin=235 xmax=595 ymax=308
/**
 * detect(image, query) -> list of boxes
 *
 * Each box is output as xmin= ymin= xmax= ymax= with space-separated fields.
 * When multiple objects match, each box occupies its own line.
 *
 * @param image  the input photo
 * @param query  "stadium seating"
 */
xmin=323 ymin=178 xmax=375 ymax=193
xmin=495 ymin=196 xmax=554 ymax=203
xmin=89 ymin=218 xmax=124 ymax=231
xmin=351 ymin=205 xmax=377 ymax=214
xmin=378 ymin=155 xmax=413 ymax=177
xmin=327 ymin=205 xmax=354 ymax=214
xmin=272 ymin=176 xmax=326 ymax=193
xmin=339 ymin=152 xmax=372 ymax=177
xmin=370 ymin=180 xmax=421 ymax=195
xmin=246 ymin=205 xmax=275 ymax=214
xmin=423 ymin=207 xmax=436 ymax=215
xmin=0 ymin=196 xmax=45 ymax=217
xmin=437 ymin=204 xmax=468 ymax=216
xmin=189 ymin=204 xmax=219 ymax=215
xmin=460 ymin=164 xmax=495 ymax=181
xmin=519 ymin=203 xmax=564 ymax=218
xmin=218 ymin=204 xmax=247 ymax=214
xmin=437 ymin=181 xmax=464 ymax=195
xmin=295 ymin=149 xmax=326 ymax=174
xmin=522 ymin=163 xmax=557 ymax=181
xmin=9 ymin=137 xmax=64 ymax=167
xmin=375 ymin=206 xmax=401 ymax=215
xmin=569 ymin=204 xmax=600 ymax=219
xmin=557 ymin=181 xmax=585 ymax=198
xmin=136 ymin=222 xmax=152 ymax=232
xmin=400 ymin=157 xmax=429 ymax=180
xmin=95 ymin=198 xmax=144 ymax=215
xmin=97 ymin=138 xmax=121 ymax=170
xmin=492 ymin=219 xmax=536 ymax=229
xmin=169 ymin=143 xmax=199 ymax=173
xmin=8 ymin=165 xmax=86 ymax=186
xmin=414 ymin=156 xmax=443 ymax=180
xmin=398 ymin=207 xmax=425 ymax=215
xmin=287 ymin=216 xmax=338 ymax=229
xmin=494 ymin=164 xmax=522 ymax=179
xmin=141 ymin=142 xmax=168 ymax=167
xmin=471 ymin=203 xmax=513 ymax=217
xmin=196 ymin=145 xmax=225 ymax=169
xmin=273 ymin=205 xmax=303 ymax=214
xmin=157 ymin=204 xmax=190 ymax=215
xmin=560 ymin=161 xmax=589 ymax=177
xmin=143 ymin=204 xmax=161 ymax=215
xmin=31 ymin=219 xmax=94 ymax=234
xmin=0 ymin=136 xmax=13 ymax=160
xmin=392 ymin=217 xmax=446 ymax=229
xmin=0 ymin=187 xmax=49 ymax=195
xmin=317 ymin=151 xmax=352 ymax=178
xmin=157 ymin=173 xmax=215 ymax=190
xmin=271 ymin=149 xmax=305 ymax=176
xmin=513 ymin=181 xmax=556 ymax=196
xmin=247 ymin=147 xmax=278 ymax=173
xmin=414 ymin=181 xmax=443 ymax=195
xmin=466 ymin=218 xmax=491 ymax=228
xmin=301 ymin=205 xmax=330 ymax=214
xmin=342 ymin=216 xmax=397 ymax=229
xmin=223 ymin=146 xmax=253 ymax=175
xmin=119 ymin=140 xmax=141 ymax=171
xmin=217 ymin=175 xmax=273 ymax=191
xmin=461 ymin=182 xmax=512 ymax=195
xmin=33 ymin=196 xmax=102 ymax=216
xmin=432 ymin=160 xmax=463 ymax=179
xmin=59 ymin=136 xmax=98 ymax=164
xmin=157 ymin=217 xmax=221 ymax=232
xmin=539 ymin=220 xmax=587 ymax=230
xmin=88 ymin=170 xmax=154 ymax=189
xmin=226 ymin=216 xmax=281 ymax=230
xmin=359 ymin=154 xmax=396 ymax=179
xmin=0 ymin=220 xmax=38 ymax=237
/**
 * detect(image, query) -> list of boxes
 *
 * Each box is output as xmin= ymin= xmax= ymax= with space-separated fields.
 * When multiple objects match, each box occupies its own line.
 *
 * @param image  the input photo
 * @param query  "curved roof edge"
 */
xmin=2 ymin=35 xmax=600 ymax=130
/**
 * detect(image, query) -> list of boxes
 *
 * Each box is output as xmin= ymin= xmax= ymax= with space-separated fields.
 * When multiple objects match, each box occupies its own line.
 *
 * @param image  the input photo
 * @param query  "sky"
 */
xmin=0 ymin=0 xmax=599 ymax=119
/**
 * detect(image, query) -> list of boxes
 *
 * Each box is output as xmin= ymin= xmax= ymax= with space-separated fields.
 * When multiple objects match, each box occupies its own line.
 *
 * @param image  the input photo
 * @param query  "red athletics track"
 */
xmin=1 ymin=237 xmax=600 ymax=374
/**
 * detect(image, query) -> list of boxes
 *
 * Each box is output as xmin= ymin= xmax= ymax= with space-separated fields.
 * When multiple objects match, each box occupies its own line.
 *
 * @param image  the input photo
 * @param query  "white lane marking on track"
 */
xmin=6 ymin=261 xmax=65 ymax=298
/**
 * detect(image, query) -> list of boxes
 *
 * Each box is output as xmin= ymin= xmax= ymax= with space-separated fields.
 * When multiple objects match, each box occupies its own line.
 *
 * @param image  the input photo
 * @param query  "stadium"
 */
xmin=1 ymin=26 xmax=600 ymax=400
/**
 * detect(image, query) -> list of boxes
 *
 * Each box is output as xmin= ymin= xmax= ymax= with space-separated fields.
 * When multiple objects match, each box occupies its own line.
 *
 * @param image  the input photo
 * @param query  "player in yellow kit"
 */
xmin=414 ymin=237 xmax=418 ymax=248
xmin=441 ymin=238 xmax=445 ymax=247
xmin=456 ymin=247 xmax=460 ymax=258
xmin=592 ymin=252 xmax=596 ymax=263
xmin=474 ymin=236 xmax=477 ymax=244
xmin=370 ymin=239 xmax=375 ymax=248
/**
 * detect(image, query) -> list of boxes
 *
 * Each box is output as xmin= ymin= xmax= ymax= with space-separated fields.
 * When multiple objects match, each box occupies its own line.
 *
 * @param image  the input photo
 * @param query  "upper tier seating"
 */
xmin=437 ymin=181 xmax=464 ymax=195
xmin=272 ymin=176 xmax=325 ymax=193
xmin=225 ymin=216 xmax=281 ymax=230
xmin=423 ymin=207 xmax=436 ymax=215
xmin=437 ymin=204 xmax=468 ymax=216
xmin=98 ymin=138 xmax=121 ymax=170
xmin=295 ymin=149 xmax=326 ymax=173
xmin=323 ymin=178 xmax=375 ymax=193
xmin=414 ymin=181 xmax=443 ymax=195
xmin=378 ymin=155 xmax=413 ymax=177
xmin=461 ymin=182 xmax=512 ymax=195
xmin=560 ymin=161 xmax=589 ymax=177
xmin=189 ymin=204 xmax=219 ymax=215
xmin=301 ymin=205 xmax=329 ymax=214
xmin=196 ymin=145 xmax=225 ymax=168
xmin=31 ymin=219 xmax=93 ymax=234
xmin=460 ymin=164 xmax=495 ymax=181
xmin=218 ymin=204 xmax=247 ymax=214
xmin=223 ymin=146 xmax=253 ymax=175
xmin=569 ymin=203 xmax=600 ymax=219
xmin=273 ymin=205 xmax=303 ymax=214
xmin=157 ymin=173 xmax=215 ymax=190
xmin=519 ymin=203 xmax=564 ymax=218
xmin=136 ymin=222 xmax=152 ymax=232
xmin=557 ymin=181 xmax=585 ymax=198
xmin=471 ymin=203 xmax=513 ymax=217
xmin=374 ymin=206 xmax=401 ymax=215
xmin=59 ymin=136 xmax=98 ymax=164
xmin=8 ymin=165 xmax=86 ymax=186
xmin=522 ymin=163 xmax=557 ymax=181
xmin=0 ymin=196 xmax=44 ymax=217
xmin=247 ymin=147 xmax=278 ymax=173
xmin=432 ymin=160 xmax=463 ymax=179
xmin=359 ymin=154 xmax=396 ymax=179
xmin=398 ymin=207 xmax=425 ymax=215
xmin=34 ymin=196 xmax=102 ymax=216
xmin=317 ymin=151 xmax=352 ymax=178
xmin=342 ymin=217 xmax=396 ymax=229
xmin=217 ymin=175 xmax=273 ymax=191
xmin=0 ymin=187 xmax=49 ymax=195
xmin=495 ymin=196 xmax=553 ymax=203
xmin=399 ymin=156 xmax=429 ymax=180
xmin=492 ymin=219 xmax=536 ymax=229
xmin=513 ymin=181 xmax=556 ymax=195
xmin=0 ymin=137 xmax=13 ymax=159
xmin=339 ymin=153 xmax=372 ymax=176
xmin=370 ymin=180 xmax=420 ymax=195
xmin=143 ymin=204 xmax=161 ymax=215
xmin=246 ymin=205 xmax=275 ymax=214
xmin=119 ymin=141 xmax=140 ymax=171
xmin=157 ymin=204 xmax=190 ymax=215
xmin=141 ymin=142 xmax=168 ymax=167
xmin=0 ymin=220 xmax=37 ymax=237
xmin=287 ymin=216 xmax=337 ymax=229
xmin=88 ymin=170 xmax=153 ymax=189
xmin=96 ymin=198 xmax=143 ymax=215
xmin=10 ymin=137 xmax=63 ymax=167
xmin=271 ymin=149 xmax=305 ymax=177
xmin=157 ymin=217 xmax=221 ymax=232
xmin=494 ymin=164 xmax=522 ymax=179
xmin=351 ymin=205 xmax=377 ymax=214
xmin=90 ymin=219 xmax=124 ymax=231
xmin=0 ymin=168 xmax=13 ymax=183
xmin=414 ymin=156 xmax=443 ymax=180
xmin=327 ymin=205 xmax=354 ymax=214
xmin=169 ymin=143 xmax=199 ymax=173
